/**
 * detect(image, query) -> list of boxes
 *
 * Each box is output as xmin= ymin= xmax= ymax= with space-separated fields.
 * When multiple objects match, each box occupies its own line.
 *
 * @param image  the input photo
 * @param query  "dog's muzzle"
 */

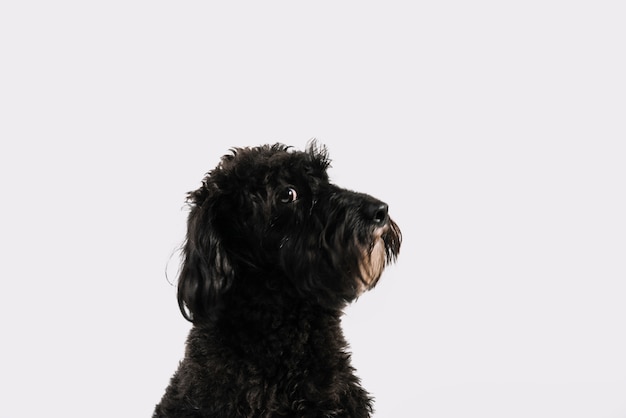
xmin=355 ymin=199 xmax=399 ymax=294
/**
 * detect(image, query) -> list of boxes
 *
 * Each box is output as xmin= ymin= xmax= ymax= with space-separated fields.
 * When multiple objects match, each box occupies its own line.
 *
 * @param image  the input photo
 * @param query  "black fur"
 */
xmin=154 ymin=141 xmax=401 ymax=417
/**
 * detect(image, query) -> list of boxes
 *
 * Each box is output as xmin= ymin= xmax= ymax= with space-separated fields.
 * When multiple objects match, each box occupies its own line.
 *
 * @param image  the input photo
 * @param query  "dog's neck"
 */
xmin=191 ymin=287 xmax=348 ymax=359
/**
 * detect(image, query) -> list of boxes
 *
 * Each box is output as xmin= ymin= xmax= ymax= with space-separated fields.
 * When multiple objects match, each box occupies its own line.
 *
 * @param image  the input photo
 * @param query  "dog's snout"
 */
xmin=365 ymin=201 xmax=389 ymax=224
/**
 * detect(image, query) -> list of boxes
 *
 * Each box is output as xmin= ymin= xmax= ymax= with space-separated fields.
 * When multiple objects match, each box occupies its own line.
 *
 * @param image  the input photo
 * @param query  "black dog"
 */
xmin=154 ymin=141 xmax=401 ymax=417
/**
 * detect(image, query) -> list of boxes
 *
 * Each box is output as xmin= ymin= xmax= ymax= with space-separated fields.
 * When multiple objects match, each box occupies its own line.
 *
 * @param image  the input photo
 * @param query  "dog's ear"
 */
xmin=177 ymin=189 xmax=234 ymax=323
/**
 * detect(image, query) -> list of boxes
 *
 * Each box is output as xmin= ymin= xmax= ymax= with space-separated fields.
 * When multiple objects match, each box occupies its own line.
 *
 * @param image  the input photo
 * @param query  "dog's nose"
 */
xmin=365 ymin=201 xmax=389 ymax=224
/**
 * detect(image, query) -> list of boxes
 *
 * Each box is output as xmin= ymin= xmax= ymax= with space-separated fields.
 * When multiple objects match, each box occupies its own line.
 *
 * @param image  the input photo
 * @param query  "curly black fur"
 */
xmin=154 ymin=141 xmax=401 ymax=418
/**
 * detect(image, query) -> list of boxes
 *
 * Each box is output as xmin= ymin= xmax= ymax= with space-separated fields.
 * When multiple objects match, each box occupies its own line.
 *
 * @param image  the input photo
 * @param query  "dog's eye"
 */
xmin=278 ymin=187 xmax=298 ymax=204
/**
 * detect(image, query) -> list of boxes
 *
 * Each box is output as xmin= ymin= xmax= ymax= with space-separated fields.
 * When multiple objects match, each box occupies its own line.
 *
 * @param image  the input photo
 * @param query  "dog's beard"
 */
xmin=356 ymin=227 xmax=390 ymax=295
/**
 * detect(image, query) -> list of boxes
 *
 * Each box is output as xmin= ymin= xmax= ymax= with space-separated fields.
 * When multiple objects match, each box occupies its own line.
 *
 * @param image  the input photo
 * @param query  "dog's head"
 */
xmin=177 ymin=141 xmax=401 ymax=322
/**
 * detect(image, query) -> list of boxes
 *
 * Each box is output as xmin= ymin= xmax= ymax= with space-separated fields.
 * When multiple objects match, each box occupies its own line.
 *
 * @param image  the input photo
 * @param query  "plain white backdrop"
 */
xmin=1 ymin=1 xmax=625 ymax=417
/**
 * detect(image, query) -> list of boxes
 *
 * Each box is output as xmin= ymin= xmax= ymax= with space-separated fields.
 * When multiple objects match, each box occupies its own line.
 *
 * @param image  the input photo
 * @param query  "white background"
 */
xmin=1 ymin=1 xmax=625 ymax=417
